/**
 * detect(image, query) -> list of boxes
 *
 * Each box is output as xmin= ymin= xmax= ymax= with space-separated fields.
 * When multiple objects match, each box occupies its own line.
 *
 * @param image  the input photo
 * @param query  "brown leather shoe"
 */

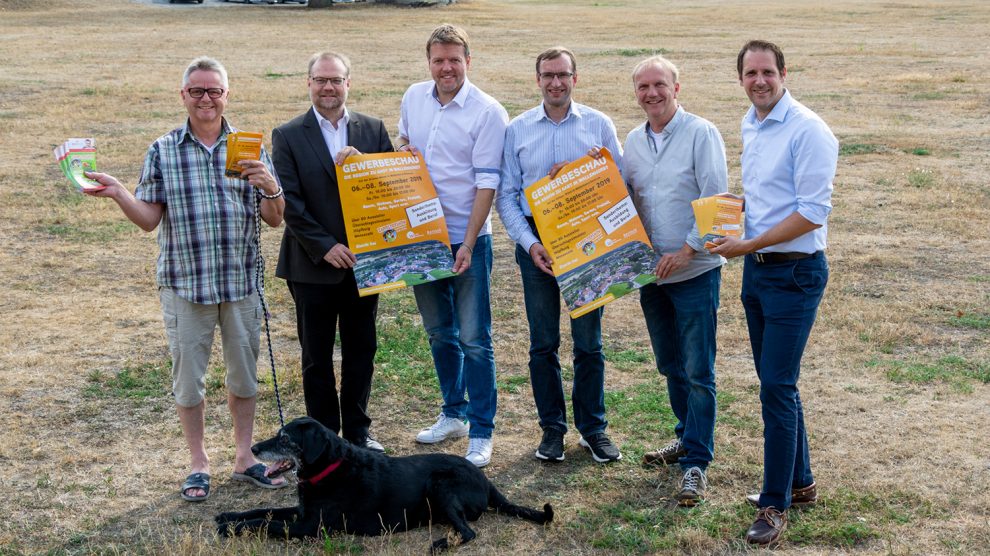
xmin=642 ymin=438 xmax=686 ymax=466
xmin=746 ymin=506 xmax=787 ymax=545
xmin=745 ymin=482 xmax=817 ymax=508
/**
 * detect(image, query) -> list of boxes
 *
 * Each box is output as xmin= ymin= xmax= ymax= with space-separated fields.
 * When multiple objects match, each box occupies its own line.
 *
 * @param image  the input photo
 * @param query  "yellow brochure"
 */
xmin=336 ymin=152 xmax=456 ymax=296
xmin=525 ymin=148 xmax=657 ymax=319
xmin=225 ymin=131 xmax=263 ymax=177
xmin=691 ymin=195 xmax=743 ymax=249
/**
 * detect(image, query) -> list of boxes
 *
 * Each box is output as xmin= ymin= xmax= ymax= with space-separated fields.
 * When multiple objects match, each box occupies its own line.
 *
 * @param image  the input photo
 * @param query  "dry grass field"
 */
xmin=1 ymin=0 xmax=988 ymax=554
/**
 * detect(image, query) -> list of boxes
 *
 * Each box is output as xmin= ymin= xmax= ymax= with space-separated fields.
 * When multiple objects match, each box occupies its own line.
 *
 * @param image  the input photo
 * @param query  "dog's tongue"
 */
xmin=265 ymin=459 xmax=294 ymax=478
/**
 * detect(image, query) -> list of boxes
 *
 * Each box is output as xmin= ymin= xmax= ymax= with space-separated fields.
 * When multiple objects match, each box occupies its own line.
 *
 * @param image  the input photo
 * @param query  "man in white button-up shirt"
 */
xmin=711 ymin=40 xmax=837 ymax=546
xmin=396 ymin=24 xmax=508 ymax=468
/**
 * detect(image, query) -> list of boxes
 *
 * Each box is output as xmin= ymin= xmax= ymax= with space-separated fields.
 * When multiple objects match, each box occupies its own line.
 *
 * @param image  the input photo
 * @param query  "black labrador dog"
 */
xmin=216 ymin=417 xmax=553 ymax=551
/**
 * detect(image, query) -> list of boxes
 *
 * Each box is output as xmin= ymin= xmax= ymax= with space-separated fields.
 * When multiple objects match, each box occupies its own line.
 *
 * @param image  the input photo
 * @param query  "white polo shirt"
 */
xmin=398 ymin=78 xmax=508 ymax=244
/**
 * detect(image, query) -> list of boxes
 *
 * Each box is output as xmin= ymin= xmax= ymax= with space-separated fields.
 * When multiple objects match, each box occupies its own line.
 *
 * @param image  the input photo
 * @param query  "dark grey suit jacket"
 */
xmin=272 ymin=109 xmax=393 ymax=284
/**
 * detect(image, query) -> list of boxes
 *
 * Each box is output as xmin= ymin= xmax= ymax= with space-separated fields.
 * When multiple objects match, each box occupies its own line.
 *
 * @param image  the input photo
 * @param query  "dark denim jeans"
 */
xmin=639 ymin=267 xmax=721 ymax=471
xmin=516 ymin=244 xmax=607 ymax=437
xmin=742 ymin=252 xmax=828 ymax=509
xmin=413 ymin=234 xmax=497 ymax=439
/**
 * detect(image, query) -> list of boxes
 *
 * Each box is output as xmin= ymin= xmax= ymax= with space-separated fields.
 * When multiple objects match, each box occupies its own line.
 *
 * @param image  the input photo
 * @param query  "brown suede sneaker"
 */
xmin=746 ymin=482 xmax=817 ymax=508
xmin=642 ymin=438 xmax=686 ymax=466
xmin=746 ymin=506 xmax=787 ymax=545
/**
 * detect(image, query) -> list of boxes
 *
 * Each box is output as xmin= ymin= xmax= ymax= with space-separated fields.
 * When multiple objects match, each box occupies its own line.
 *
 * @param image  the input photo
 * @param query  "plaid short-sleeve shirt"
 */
xmin=135 ymin=118 xmax=274 ymax=305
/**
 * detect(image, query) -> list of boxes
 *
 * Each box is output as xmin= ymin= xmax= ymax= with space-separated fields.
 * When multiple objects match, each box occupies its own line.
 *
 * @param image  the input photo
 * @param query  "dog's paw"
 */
xmin=430 ymin=537 xmax=450 ymax=554
xmin=543 ymin=503 xmax=555 ymax=523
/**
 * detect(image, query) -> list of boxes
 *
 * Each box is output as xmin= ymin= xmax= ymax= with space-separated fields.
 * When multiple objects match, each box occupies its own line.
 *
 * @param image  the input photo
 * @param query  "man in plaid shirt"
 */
xmin=86 ymin=57 xmax=286 ymax=502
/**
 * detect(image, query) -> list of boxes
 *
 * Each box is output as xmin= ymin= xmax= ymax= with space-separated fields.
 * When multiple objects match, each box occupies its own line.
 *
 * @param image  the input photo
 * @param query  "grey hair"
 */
xmin=631 ymin=55 xmax=679 ymax=84
xmin=182 ymin=56 xmax=229 ymax=89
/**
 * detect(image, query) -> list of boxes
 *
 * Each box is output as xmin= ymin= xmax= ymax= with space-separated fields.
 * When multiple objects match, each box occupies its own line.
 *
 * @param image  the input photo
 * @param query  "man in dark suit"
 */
xmin=272 ymin=51 xmax=393 ymax=452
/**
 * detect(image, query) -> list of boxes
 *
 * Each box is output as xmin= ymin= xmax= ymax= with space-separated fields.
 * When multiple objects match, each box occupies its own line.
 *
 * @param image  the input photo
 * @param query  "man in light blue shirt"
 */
xmin=497 ymin=47 xmax=624 ymax=464
xmin=622 ymin=55 xmax=727 ymax=507
xmin=711 ymin=40 xmax=837 ymax=546
xmin=396 ymin=24 xmax=508 ymax=468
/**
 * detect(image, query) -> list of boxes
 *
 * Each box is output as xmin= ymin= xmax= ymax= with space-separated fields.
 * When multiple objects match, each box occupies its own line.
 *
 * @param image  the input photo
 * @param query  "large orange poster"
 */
xmin=336 ymin=152 xmax=456 ymax=296
xmin=525 ymin=148 xmax=656 ymax=318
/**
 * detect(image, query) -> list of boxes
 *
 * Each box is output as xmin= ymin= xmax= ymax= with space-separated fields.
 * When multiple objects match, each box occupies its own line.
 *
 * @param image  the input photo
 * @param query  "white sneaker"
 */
xmin=415 ymin=414 xmax=469 ymax=444
xmin=465 ymin=437 xmax=493 ymax=468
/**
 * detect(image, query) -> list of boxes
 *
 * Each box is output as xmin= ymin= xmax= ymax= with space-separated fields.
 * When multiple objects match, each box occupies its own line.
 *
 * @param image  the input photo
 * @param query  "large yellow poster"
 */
xmin=336 ymin=152 xmax=456 ymax=296
xmin=525 ymin=148 xmax=656 ymax=318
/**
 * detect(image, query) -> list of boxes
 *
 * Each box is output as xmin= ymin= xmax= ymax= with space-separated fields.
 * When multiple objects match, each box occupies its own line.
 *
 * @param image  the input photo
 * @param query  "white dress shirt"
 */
xmin=398 ymin=78 xmax=508 ymax=244
xmin=314 ymin=106 xmax=349 ymax=160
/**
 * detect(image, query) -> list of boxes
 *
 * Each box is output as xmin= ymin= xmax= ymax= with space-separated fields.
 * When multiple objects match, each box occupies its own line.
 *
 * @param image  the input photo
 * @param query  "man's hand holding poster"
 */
xmin=337 ymin=152 xmax=456 ymax=296
xmin=525 ymin=148 xmax=656 ymax=318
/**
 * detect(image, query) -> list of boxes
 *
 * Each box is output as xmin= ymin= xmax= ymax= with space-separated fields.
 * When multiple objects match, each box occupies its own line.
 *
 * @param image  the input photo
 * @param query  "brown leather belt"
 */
xmin=749 ymin=251 xmax=820 ymax=264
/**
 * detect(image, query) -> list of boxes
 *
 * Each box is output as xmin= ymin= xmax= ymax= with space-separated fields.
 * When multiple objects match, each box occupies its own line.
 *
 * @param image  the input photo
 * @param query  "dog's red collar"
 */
xmin=305 ymin=459 xmax=343 ymax=484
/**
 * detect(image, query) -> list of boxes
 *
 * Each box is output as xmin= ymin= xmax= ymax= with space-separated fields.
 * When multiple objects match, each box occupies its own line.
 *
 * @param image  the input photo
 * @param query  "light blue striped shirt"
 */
xmin=497 ymin=101 xmax=622 ymax=252
xmin=741 ymin=89 xmax=837 ymax=254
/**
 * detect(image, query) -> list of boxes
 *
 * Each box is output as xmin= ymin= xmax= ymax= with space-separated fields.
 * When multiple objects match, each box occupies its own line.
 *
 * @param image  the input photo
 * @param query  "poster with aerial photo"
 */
xmin=337 ymin=152 xmax=456 ymax=296
xmin=525 ymin=148 xmax=657 ymax=318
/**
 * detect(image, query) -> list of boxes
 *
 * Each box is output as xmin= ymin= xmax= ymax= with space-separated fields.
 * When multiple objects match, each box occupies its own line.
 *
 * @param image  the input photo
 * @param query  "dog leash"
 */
xmin=254 ymin=192 xmax=286 ymax=428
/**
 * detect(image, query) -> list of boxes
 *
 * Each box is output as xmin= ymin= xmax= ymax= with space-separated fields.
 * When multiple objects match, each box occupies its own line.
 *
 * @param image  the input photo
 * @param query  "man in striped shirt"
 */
xmin=85 ymin=57 xmax=287 ymax=502
xmin=497 ymin=47 xmax=624 ymax=464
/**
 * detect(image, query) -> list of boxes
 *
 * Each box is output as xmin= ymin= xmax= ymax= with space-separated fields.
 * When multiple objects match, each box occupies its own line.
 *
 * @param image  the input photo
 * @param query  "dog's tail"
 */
xmin=488 ymin=484 xmax=554 ymax=524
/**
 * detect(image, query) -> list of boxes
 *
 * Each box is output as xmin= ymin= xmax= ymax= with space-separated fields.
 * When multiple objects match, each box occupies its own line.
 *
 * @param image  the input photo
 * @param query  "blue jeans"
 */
xmin=639 ymin=267 xmax=720 ymax=471
xmin=516 ymin=244 xmax=607 ymax=437
xmin=742 ymin=252 xmax=828 ymax=510
xmin=413 ymin=234 xmax=497 ymax=439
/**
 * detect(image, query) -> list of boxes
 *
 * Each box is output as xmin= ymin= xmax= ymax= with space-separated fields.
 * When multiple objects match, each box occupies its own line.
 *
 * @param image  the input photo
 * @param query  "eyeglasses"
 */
xmin=310 ymin=76 xmax=347 ymax=87
xmin=539 ymin=72 xmax=574 ymax=82
xmin=186 ymin=87 xmax=225 ymax=99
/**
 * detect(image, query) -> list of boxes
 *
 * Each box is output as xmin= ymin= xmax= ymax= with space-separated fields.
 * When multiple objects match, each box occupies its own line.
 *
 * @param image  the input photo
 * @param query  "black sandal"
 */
xmin=180 ymin=472 xmax=211 ymax=502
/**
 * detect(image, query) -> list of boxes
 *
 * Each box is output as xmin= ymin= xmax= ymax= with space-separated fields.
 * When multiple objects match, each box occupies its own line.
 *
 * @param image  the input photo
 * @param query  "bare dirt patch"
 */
xmin=1 ymin=0 xmax=988 ymax=554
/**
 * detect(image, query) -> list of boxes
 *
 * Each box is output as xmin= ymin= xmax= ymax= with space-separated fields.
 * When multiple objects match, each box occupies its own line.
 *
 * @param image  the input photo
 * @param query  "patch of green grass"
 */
xmin=500 ymin=101 xmax=527 ymax=118
xmin=593 ymin=47 xmax=668 ymax=57
xmin=909 ymin=147 xmax=930 ymax=155
xmin=911 ymin=91 xmax=946 ymax=100
xmin=348 ymin=88 xmax=404 ymax=101
xmin=968 ymin=274 xmax=990 ymax=283
xmin=41 ymin=220 xmax=137 ymax=243
xmin=950 ymin=312 xmax=990 ymax=329
xmin=603 ymin=383 xmax=674 ymax=454
xmin=497 ymin=374 xmax=529 ymax=394
xmin=839 ymin=142 xmax=882 ymax=156
xmin=80 ymin=86 xmax=112 ymax=96
xmin=84 ymin=361 xmax=171 ymax=400
xmin=373 ymin=292 xmax=437 ymax=400
xmin=870 ymin=355 xmax=989 ymax=389
xmin=788 ymin=487 xmax=935 ymax=547
xmin=906 ymin=168 xmax=936 ymax=188
xmin=573 ymin=499 xmax=749 ymax=551
xmin=320 ymin=529 xmax=364 ymax=553
xmin=263 ymin=69 xmax=303 ymax=80
xmin=605 ymin=347 xmax=653 ymax=371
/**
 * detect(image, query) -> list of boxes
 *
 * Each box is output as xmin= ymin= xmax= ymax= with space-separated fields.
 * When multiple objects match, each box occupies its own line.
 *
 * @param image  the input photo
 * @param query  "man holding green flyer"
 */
xmin=84 ymin=56 xmax=287 ymax=503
